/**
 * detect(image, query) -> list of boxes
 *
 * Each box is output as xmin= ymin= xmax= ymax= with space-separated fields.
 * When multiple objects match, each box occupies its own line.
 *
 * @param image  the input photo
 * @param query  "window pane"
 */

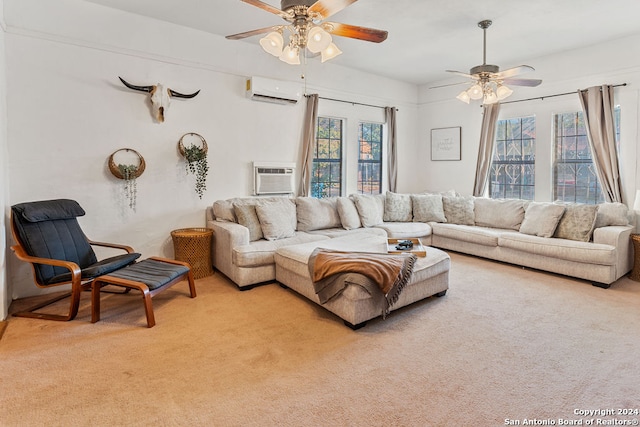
xmin=489 ymin=116 xmax=535 ymax=200
xmin=358 ymin=122 xmax=383 ymax=195
xmin=311 ymin=117 xmax=342 ymax=198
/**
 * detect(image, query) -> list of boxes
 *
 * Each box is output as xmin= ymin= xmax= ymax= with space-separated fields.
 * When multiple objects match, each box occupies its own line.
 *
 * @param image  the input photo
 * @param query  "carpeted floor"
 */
xmin=1 ymin=252 xmax=639 ymax=427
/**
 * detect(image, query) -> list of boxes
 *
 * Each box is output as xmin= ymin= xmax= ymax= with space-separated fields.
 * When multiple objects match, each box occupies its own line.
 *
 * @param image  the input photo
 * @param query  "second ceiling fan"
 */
xmin=442 ymin=20 xmax=542 ymax=104
xmin=226 ymin=0 xmax=388 ymax=64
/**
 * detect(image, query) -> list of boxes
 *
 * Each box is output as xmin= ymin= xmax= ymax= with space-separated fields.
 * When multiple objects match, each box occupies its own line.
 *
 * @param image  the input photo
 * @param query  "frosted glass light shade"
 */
xmin=321 ymin=42 xmax=342 ymax=62
xmin=456 ymin=90 xmax=471 ymax=104
xmin=496 ymin=85 xmax=513 ymax=100
xmin=259 ymin=32 xmax=284 ymax=56
xmin=279 ymin=45 xmax=300 ymax=65
xmin=307 ymin=27 xmax=332 ymax=53
xmin=483 ymin=91 xmax=498 ymax=104
xmin=468 ymin=84 xmax=484 ymax=100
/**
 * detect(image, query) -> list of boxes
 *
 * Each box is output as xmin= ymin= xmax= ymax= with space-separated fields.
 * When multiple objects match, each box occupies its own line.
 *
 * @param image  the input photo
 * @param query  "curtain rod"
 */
xmin=500 ymin=83 xmax=628 ymax=105
xmin=305 ymin=94 xmax=397 ymax=111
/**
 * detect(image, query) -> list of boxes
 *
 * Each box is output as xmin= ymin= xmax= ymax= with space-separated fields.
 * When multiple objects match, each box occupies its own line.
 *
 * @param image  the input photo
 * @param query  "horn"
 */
xmin=169 ymin=88 xmax=200 ymax=99
xmin=118 ymin=77 xmax=155 ymax=93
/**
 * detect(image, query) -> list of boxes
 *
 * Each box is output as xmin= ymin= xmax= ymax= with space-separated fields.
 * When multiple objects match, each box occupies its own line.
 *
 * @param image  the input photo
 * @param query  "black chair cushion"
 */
xmin=15 ymin=199 xmax=85 ymax=222
xmin=47 ymin=252 xmax=141 ymax=285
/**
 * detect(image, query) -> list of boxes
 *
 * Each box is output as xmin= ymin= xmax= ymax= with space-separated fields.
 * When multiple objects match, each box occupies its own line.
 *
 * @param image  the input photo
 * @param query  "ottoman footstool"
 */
xmin=274 ymin=235 xmax=450 ymax=329
xmin=91 ymin=257 xmax=196 ymax=328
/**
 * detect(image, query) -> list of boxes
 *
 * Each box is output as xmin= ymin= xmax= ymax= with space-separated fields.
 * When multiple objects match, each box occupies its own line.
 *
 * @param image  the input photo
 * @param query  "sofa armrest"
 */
xmin=208 ymin=220 xmax=250 ymax=279
xmin=593 ymin=225 xmax=634 ymax=278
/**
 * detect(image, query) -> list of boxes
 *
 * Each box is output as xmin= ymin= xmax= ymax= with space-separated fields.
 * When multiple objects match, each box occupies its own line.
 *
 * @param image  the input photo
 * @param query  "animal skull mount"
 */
xmin=118 ymin=77 xmax=200 ymax=123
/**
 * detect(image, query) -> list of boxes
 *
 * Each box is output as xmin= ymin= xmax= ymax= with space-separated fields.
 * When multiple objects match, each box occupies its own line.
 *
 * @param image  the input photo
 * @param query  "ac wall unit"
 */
xmin=253 ymin=162 xmax=296 ymax=195
xmin=246 ymin=76 xmax=302 ymax=105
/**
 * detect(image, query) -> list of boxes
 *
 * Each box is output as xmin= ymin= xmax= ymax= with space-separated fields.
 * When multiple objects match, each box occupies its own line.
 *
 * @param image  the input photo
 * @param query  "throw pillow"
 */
xmin=295 ymin=197 xmax=341 ymax=231
xmin=383 ymin=191 xmax=412 ymax=222
xmin=351 ymin=194 xmax=385 ymax=227
xmin=213 ymin=199 xmax=237 ymax=222
xmin=411 ymin=193 xmax=446 ymax=223
xmin=519 ymin=202 xmax=566 ymax=238
xmin=255 ymin=201 xmax=296 ymax=241
xmin=474 ymin=198 xmax=525 ymax=230
xmin=554 ymin=203 xmax=599 ymax=242
xmin=594 ymin=202 xmax=629 ymax=228
xmin=233 ymin=203 xmax=263 ymax=241
xmin=336 ymin=197 xmax=361 ymax=230
xmin=442 ymin=195 xmax=475 ymax=225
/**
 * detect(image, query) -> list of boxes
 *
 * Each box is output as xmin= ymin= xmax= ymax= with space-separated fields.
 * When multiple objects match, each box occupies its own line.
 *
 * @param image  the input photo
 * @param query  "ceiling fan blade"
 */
xmin=445 ymin=70 xmax=475 ymax=79
xmin=226 ymin=26 xmax=280 ymax=40
xmin=325 ymin=22 xmax=388 ymax=43
xmin=309 ymin=0 xmax=358 ymax=20
xmin=240 ymin=0 xmax=290 ymax=18
xmin=495 ymin=65 xmax=535 ymax=79
xmin=502 ymin=78 xmax=543 ymax=87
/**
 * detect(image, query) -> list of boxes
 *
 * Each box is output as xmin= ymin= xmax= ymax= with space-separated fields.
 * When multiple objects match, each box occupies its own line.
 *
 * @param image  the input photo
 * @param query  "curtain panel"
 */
xmin=473 ymin=103 xmax=501 ymax=197
xmin=298 ymin=94 xmax=319 ymax=197
xmin=385 ymin=107 xmax=398 ymax=193
xmin=578 ymin=85 xmax=622 ymax=203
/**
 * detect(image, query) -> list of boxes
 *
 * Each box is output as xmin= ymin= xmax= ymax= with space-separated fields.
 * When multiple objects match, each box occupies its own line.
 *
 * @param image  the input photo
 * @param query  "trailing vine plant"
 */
xmin=118 ymin=164 xmax=138 ymax=210
xmin=183 ymin=143 xmax=209 ymax=199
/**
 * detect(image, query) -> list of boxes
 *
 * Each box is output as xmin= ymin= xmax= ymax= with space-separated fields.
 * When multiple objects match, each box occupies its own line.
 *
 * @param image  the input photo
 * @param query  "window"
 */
xmin=490 ymin=116 xmax=535 ymax=200
xmin=357 ymin=122 xmax=383 ymax=195
xmin=311 ymin=117 xmax=343 ymax=198
xmin=551 ymin=107 xmax=620 ymax=205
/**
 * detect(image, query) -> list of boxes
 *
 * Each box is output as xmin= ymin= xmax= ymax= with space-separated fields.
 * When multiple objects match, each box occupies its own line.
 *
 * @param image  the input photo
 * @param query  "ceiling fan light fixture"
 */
xmin=259 ymin=31 xmax=284 ymax=56
xmin=279 ymin=45 xmax=300 ymax=65
xmin=456 ymin=90 xmax=471 ymax=104
xmin=321 ymin=42 xmax=342 ymax=62
xmin=307 ymin=26 xmax=332 ymax=53
xmin=468 ymin=84 xmax=484 ymax=100
xmin=483 ymin=90 xmax=498 ymax=105
xmin=496 ymin=84 xmax=513 ymax=100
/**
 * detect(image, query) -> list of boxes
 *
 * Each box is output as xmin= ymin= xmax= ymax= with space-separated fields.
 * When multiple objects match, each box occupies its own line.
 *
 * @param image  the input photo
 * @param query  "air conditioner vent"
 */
xmin=253 ymin=162 xmax=296 ymax=195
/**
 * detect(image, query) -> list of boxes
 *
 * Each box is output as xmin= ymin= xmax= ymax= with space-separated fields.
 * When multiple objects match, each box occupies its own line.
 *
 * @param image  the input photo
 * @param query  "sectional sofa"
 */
xmin=205 ymin=191 xmax=634 ymax=290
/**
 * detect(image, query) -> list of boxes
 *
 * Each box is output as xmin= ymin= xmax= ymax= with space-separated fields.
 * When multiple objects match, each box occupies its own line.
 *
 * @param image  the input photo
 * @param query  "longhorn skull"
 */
xmin=118 ymin=77 xmax=200 ymax=123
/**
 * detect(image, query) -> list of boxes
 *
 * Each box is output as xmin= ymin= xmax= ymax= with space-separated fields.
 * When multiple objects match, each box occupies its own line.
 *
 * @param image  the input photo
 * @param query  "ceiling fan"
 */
xmin=226 ymin=0 xmax=388 ymax=64
xmin=439 ymin=20 xmax=542 ymax=104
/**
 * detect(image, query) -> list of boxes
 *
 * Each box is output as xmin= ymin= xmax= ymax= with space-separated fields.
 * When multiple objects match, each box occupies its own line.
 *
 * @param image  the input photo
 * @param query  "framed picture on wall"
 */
xmin=431 ymin=127 xmax=461 ymax=161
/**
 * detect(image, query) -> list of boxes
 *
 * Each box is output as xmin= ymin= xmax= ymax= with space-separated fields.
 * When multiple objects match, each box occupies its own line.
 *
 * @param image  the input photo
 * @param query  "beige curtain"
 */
xmin=385 ymin=107 xmax=398 ymax=192
xmin=298 ymin=94 xmax=319 ymax=197
xmin=578 ymin=85 xmax=622 ymax=203
xmin=473 ymin=103 xmax=501 ymax=196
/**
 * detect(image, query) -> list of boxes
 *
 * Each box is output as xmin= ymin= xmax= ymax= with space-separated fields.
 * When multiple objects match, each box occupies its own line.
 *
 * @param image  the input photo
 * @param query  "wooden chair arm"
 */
xmin=87 ymin=240 xmax=135 ymax=254
xmin=10 ymin=244 xmax=82 ymax=283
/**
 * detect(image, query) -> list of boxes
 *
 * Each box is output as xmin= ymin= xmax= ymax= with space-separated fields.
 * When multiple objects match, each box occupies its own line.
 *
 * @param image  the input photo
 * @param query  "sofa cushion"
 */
xmin=296 ymin=197 xmax=342 ymax=231
xmin=411 ymin=193 xmax=446 ymax=223
xmin=233 ymin=232 xmax=329 ymax=268
xmin=498 ymin=232 xmax=616 ymax=266
xmin=213 ymin=199 xmax=236 ymax=222
xmin=595 ymin=202 xmax=629 ymax=228
xmin=553 ymin=203 xmax=599 ymax=242
xmin=233 ymin=204 xmax=263 ymax=242
xmin=374 ymin=222 xmax=432 ymax=239
xmin=352 ymin=194 xmax=385 ymax=227
xmin=431 ymin=223 xmax=503 ymax=247
xmin=519 ymin=202 xmax=565 ymax=238
xmin=383 ymin=191 xmax=412 ymax=222
xmin=336 ymin=197 xmax=361 ymax=230
xmin=307 ymin=227 xmax=387 ymax=239
xmin=442 ymin=195 xmax=475 ymax=225
xmin=255 ymin=200 xmax=297 ymax=241
xmin=474 ymin=198 xmax=525 ymax=231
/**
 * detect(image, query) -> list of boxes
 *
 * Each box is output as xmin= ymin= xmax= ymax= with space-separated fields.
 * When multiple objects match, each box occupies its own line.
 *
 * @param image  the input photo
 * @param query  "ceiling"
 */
xmin=85 ymin=0 xmax=640 ymax=86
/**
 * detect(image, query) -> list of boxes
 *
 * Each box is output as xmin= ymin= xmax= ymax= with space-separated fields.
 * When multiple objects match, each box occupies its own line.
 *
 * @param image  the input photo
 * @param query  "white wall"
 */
xmin=2 ymin=0 xmax=418 ymax=299
xmin=0 ymin=0 xmax=9 ymax=320
xmin=417 ymin=33 xmax=640 ymax=204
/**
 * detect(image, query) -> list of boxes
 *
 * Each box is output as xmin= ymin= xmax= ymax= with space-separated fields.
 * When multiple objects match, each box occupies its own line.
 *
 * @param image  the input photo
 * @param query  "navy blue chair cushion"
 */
xmin=12 ymin=199 xmax=140 ymax=285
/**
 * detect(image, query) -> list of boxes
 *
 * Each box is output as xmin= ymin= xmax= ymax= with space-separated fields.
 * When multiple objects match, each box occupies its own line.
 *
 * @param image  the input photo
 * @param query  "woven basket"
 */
xmin=108 ymin=148 xmax=146 ymax=180
xmin=629 ymin=234 xmax=640 ymax=282
xmin=178 ymin=133 xmax=208 ymax=157
xmin=171 ymin=228 xmax=214 ymax=279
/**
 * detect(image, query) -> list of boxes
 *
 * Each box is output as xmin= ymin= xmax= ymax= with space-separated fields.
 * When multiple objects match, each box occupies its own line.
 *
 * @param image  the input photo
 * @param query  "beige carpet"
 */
xmin=1 ymin=252 xmax=640 ymax=427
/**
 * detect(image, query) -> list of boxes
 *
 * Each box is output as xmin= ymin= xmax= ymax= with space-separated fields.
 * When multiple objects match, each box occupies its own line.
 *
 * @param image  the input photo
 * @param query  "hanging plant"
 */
xmin=108 ymin=148 xmax=145 ymax=211
xmin=179 ymin=133 xmax=209 ymax=199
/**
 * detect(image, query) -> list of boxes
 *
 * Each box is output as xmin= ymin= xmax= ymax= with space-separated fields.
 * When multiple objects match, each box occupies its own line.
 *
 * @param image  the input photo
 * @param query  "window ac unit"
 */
xmin=246 ymin=76 xmax=302 ymax=105
xmin=253 ymin=162 xmax=296 ymax=195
